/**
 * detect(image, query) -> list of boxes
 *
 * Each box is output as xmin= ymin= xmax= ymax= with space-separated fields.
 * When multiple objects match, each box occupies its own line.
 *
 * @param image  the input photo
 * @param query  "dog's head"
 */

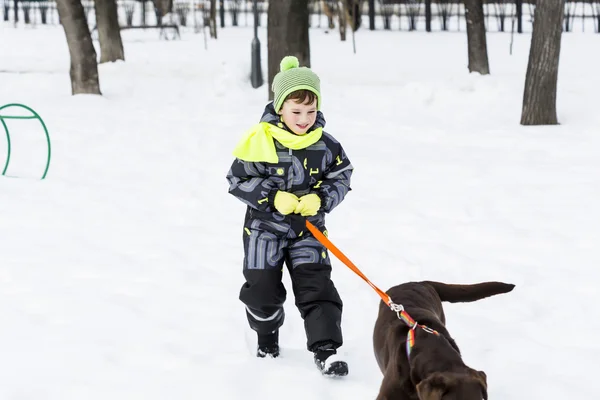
xmin=416 ymin=370 xmax=488 ymax=400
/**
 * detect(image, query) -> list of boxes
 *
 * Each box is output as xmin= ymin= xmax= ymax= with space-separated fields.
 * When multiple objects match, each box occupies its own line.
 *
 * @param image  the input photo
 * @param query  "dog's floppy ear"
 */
xmin=470 ymin=369 xmax=488 ymax=400
xmin=416 ymin=373 xmax=448 ymax=400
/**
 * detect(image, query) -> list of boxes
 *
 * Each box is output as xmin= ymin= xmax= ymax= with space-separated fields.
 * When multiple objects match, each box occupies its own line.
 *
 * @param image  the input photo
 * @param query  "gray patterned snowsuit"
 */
xmin=226 ymin=103 xmax=353 ymax=350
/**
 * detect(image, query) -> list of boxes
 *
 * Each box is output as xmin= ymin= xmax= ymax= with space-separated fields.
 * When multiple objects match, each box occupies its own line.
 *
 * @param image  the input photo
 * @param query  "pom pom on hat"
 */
xmin=280 ymin=56 xmax=300 ymax=72
xmin=271 ymin=55 xmax=321 ymax=113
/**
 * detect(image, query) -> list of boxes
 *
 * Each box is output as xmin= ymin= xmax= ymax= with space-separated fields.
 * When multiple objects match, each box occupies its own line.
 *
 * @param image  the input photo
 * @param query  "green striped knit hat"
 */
xmin=272 ymin=56 xmax=321 ymax=113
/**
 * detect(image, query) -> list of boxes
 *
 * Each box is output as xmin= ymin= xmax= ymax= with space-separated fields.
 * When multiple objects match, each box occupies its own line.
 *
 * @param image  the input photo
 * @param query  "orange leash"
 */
xmin=305 ymin=220 xmax=391 ymax=307
xmin=305 ymin=220 xmax=441 ymax=358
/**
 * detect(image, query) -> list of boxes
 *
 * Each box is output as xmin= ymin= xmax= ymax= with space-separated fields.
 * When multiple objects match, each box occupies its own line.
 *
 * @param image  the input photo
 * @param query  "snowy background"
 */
xmin=1 ymin=21 xmax=598 ymax=399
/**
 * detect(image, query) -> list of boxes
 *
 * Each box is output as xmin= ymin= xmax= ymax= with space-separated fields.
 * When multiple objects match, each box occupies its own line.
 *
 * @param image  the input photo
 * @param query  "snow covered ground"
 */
xmin=1 ymin=21 xmax=599 ymax=399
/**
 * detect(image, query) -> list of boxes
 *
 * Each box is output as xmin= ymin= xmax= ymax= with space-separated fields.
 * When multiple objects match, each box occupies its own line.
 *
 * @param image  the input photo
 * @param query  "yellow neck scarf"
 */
xmin=233 ymin=122 xmax=322 ymax=163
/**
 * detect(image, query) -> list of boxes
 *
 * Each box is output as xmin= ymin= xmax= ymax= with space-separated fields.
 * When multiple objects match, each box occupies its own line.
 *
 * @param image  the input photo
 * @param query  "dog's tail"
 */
xmin=422 ymin=281 xmax=515 ymax=303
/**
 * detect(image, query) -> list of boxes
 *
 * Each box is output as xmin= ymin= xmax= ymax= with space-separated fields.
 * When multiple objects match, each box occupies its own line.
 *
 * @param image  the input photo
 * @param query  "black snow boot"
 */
xmin=313 ymin=343 xmax=348 ymax=377
xmin=257 ymin=331 xmax=279 ymax=358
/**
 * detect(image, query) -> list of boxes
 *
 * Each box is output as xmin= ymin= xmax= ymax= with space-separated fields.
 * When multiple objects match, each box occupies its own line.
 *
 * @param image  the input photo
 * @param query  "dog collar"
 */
xmin=389 ymin=301 xmax=440 ymax=358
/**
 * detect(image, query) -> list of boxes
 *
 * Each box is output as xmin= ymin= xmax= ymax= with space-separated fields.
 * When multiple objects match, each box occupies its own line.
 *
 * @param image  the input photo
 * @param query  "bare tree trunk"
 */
xmin=210 ymin=0 xmax=217 ymax=38
xmin=339 ymin=0 xmax=347 ymax=41
xmin=323 ymin=0 xmax=335 ymax=29
xmin=347 ymin=0 xmax=361 ymax=31
xmin=94 ymin=0 xmax=124 ymax=63
xmin=464 ymin=0 xmax=490 ymax=74
xmin=56 ymin=0 xmax=101 ymax=95
xmin=153 ymin=0 xmax=172 ymax=17
xmin=521 ymin=1 xmax=565 ymax=125
xmin=267 ymin=0 xmax=310 ymax=101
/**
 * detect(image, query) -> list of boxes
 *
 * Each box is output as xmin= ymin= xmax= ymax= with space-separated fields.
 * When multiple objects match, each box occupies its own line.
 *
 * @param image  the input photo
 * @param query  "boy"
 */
xmin=226 ymin=56 xmax=353 ymax=377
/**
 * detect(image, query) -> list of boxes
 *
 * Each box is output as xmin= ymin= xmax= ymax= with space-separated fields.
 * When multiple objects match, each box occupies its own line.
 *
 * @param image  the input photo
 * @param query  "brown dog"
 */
xmin=373 ymin=281 xmax=515 ymax=399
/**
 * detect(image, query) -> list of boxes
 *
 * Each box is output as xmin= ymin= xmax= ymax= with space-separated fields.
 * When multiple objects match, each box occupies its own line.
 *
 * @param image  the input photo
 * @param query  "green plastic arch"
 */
xmin=0 ymin=103 xmax=52 ymax=180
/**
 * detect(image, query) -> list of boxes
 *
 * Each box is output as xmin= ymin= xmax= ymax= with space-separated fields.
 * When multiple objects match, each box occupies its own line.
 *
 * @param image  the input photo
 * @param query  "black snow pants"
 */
xmin=238 ymin=222 xmax=343 ymax=351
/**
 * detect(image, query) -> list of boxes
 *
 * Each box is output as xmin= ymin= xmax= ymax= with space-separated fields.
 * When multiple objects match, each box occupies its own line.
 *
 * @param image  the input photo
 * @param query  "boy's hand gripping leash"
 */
xmin=304 ymin=220 xmax=440 ymax=357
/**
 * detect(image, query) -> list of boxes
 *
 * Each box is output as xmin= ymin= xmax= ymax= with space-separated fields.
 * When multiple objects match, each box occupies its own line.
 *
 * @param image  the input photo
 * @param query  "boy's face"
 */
xmin=279 ymin=98 xmax=317 ymax=135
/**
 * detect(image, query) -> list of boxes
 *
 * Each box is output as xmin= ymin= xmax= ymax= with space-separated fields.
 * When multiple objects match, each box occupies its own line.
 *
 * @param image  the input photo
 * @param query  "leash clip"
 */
xmin=388 ymin=300 xmax=405 ymax=320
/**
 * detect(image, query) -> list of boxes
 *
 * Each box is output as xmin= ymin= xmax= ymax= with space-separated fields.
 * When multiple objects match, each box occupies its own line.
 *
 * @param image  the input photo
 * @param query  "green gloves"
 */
xmin=294 ymin=193 xmax=321 ymax=217
xmin=274 ymin=191 xmax=300 ymax=215
xmin=273 ymin=192 xmax=321 ymax=216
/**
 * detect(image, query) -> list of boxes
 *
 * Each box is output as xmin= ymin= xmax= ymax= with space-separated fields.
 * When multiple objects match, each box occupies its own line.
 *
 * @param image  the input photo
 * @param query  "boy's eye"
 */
xmin=308 ymin=111 xmax=315 ymax=114
xmin=293 ymin=112 xmax=300 ymax=114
